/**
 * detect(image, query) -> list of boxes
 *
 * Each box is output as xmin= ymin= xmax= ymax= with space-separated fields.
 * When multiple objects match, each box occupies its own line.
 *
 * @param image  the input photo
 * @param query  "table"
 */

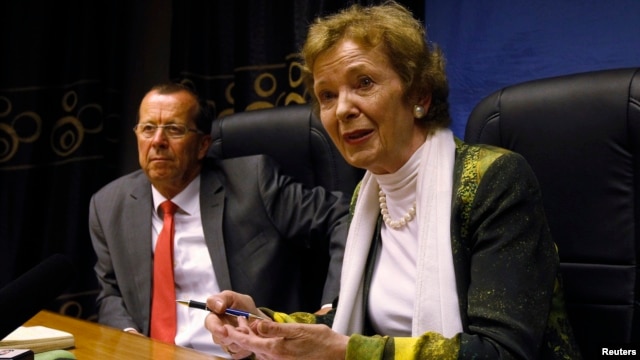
xmin=25 ymin=311 xmax=225 ymax=359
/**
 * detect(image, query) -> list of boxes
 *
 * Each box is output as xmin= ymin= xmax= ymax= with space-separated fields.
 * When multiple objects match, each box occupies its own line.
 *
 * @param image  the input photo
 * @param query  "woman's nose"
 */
xmin=335 ymin=93 xmax=358 ymax=122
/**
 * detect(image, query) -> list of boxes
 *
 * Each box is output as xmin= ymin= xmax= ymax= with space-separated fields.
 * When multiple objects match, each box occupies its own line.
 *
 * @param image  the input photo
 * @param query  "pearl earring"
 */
xmin=413 ymin=105 xmax=426 ymax=119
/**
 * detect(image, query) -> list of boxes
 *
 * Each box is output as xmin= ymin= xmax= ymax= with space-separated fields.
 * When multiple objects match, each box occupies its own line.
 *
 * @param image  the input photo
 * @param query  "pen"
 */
xmin=176 ymin=299 xmax=266 ymax=320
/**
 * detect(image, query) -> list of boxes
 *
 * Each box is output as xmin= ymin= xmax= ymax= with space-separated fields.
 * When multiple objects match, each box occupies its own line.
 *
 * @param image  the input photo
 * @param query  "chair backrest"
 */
xmin=208 ymin=104 xmax=363 ymax=312
xmin=464 ymin=67 xmax=640 ymax=353
xmin=209 ymin=104 xmax=363 ymax=195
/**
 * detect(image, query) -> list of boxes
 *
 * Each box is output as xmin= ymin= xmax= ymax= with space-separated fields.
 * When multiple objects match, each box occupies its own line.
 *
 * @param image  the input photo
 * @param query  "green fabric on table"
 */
xmin=34 ymin=350 xmax=76 ymax=360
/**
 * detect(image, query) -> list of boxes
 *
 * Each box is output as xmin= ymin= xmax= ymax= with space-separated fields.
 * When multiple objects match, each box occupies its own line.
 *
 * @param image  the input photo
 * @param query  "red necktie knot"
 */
xmin=160 ymin=200 xmax=178 ymax=218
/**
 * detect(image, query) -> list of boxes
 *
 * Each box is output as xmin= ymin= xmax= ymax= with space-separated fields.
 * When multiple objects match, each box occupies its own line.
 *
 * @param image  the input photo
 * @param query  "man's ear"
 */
xmin=198 ymin=135 xmax=212 ymax=160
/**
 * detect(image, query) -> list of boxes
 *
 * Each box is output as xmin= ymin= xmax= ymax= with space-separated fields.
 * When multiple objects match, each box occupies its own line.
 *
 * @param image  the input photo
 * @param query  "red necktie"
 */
xmin=150 ymin=200 xmax=178 ymax=343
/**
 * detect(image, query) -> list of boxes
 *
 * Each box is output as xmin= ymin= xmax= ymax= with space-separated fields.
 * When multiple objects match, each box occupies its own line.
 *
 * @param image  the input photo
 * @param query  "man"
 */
xmin=89 ymin=83 xmax=349 ymax=357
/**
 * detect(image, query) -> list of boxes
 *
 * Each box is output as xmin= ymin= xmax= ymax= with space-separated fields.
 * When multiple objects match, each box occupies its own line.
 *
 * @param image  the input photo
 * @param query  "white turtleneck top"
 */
xmin=368 ymin=143 xmax=424 ymax=336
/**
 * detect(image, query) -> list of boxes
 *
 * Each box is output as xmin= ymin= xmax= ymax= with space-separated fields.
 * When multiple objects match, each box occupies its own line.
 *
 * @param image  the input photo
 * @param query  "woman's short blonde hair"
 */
xmin=301 ymin=1 xmax=450 ymax=128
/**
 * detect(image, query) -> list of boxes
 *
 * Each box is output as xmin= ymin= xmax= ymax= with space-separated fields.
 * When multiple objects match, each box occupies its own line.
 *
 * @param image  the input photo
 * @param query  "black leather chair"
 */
xmin=209 ymin=104 xmax=363 ymax=195
xmin=208 ymin=104 xmax=363 ymax=312
xmin=465 ymin=67 xmax=640 ymax=354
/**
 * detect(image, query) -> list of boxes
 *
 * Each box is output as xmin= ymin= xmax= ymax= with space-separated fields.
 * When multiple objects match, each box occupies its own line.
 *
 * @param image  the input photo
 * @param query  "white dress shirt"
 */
xmin=151 ymin=176 xmax=228 ymax=358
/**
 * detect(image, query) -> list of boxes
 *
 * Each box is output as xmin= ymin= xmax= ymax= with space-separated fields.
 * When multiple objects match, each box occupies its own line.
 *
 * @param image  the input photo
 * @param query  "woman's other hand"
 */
xmin=225 ymin=320 xmax=349 ymax=360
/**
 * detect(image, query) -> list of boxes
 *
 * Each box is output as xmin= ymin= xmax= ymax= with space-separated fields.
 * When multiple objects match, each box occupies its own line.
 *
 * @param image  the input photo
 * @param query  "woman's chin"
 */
xmin=344 ymin=153 xmax=376 ymax=172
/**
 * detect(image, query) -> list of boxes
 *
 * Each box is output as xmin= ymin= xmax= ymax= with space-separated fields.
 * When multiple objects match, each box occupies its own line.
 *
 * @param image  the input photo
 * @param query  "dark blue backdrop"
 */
xmin=424 ymin=1 xmax=640 ymax=137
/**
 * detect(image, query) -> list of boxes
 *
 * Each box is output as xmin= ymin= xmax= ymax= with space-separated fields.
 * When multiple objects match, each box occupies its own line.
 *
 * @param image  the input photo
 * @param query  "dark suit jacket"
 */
xmin=89 ymin=155 xmax=350 ymax=334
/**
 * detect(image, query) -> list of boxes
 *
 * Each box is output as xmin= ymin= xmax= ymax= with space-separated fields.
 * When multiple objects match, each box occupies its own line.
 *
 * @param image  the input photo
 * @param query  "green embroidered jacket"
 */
xmin=266 ymin=140 xmax=582 ymax=359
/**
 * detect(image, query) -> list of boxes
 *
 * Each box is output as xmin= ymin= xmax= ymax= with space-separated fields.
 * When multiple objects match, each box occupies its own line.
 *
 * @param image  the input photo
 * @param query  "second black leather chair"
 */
xmin=208 ymin=104 xmax=364 ymax=313
xmin=465 ymin=67 xmax=640 ymax=354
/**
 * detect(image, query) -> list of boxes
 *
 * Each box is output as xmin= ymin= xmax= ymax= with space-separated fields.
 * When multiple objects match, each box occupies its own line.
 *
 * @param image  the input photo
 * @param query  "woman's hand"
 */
xmin=204 ymin=290 xmax=266 ymax=358
xmin=225 ymin=320 xmax=349 ymax=360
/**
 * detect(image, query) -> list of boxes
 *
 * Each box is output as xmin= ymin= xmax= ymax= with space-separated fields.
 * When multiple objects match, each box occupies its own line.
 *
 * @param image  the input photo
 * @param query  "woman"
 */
xmin=205 ymin=2 xmax=581 ymax=359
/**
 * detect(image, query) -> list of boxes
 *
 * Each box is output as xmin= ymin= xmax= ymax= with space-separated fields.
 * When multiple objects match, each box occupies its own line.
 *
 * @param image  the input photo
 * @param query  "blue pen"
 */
xmin=176 ymin=299 xmax=265 ymax=320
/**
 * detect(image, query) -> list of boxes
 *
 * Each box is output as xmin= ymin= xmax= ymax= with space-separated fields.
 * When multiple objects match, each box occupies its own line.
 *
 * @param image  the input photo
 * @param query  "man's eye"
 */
xmin=141 ymin=124 xmax=157 ymax=133
xmin=165 ymin=125 xmax=183 ymax=134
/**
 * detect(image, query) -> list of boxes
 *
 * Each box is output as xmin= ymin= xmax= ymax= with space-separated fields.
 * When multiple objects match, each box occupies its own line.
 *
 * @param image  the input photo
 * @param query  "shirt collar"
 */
xmin=151 ymin=175 xmax=201 ymax=216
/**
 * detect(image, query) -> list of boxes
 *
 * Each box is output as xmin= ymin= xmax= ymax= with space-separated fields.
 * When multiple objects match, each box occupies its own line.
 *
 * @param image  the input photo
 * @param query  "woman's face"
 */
xmin=313 ymin=39 xmax=428 ymax=174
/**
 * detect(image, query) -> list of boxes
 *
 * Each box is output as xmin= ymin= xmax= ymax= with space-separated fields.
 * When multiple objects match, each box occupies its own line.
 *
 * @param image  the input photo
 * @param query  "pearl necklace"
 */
xmin=378 ymin=188 xmax=417 ymax=229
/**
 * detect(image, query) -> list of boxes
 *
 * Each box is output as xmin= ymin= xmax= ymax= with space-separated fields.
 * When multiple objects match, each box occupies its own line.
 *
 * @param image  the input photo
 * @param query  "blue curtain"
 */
xmin=424 ymin=0 xmax=640 ymax=137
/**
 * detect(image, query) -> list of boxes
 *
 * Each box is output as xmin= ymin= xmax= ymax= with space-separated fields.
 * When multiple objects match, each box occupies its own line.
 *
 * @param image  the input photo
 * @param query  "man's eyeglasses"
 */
xmin=133 ymin=123 xmax=204 ymax=139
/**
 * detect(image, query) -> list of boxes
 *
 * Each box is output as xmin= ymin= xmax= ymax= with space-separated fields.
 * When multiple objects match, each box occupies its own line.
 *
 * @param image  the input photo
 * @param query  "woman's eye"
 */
xmin=359 ymin=77 xmax=373 ymax=88
xmin=318 ymin=91 xmax=335 ymax=102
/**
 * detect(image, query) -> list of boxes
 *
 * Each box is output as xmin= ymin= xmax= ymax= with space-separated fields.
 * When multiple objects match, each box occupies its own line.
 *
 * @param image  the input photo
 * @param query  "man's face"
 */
xmin=135 ymin=89 xmax=211 ymax=197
